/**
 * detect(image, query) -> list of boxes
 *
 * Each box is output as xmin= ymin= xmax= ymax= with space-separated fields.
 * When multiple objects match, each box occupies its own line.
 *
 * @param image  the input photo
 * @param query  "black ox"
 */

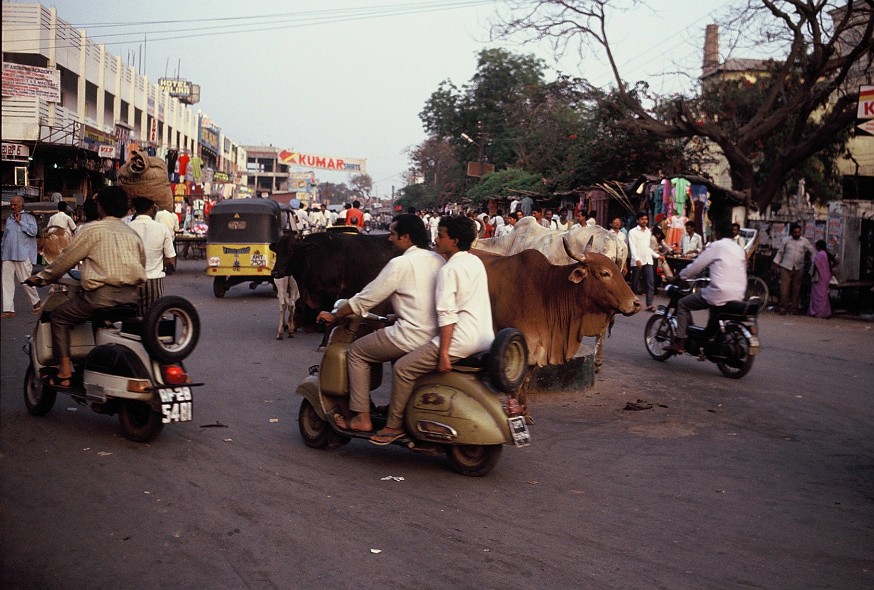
xmin=269 ymin=231 xmax=397 ymax=330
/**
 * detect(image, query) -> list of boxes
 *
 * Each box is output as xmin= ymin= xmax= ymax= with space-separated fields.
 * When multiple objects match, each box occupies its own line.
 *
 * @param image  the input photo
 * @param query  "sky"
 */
xmin=36 ymin=0 xmax=734 ymax=198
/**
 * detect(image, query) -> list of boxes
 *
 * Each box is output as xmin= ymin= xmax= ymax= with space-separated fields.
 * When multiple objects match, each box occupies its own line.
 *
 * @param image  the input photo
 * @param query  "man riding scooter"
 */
xmin=316 ymin=213 xmax=444 ymax=443
xmin=24 ymin=186 xmax=146 ymax=390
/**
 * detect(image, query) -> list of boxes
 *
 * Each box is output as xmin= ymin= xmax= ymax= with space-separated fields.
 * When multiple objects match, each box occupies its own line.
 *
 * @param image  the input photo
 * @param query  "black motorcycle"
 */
xmin=644 ymin=278 xmax=762 ymax=378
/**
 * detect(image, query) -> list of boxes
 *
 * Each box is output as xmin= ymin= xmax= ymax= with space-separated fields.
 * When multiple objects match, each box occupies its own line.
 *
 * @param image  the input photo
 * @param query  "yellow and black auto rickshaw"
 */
xmin=206 ymin=199 xmax=287 ymax=298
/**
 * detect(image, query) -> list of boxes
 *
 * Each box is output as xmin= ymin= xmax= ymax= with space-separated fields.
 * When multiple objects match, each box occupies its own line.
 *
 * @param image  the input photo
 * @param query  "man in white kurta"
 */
xmin=128 ymin=198 xmax=176 ymax=313
xmin=372 ymin=215 xmax=493 ymax=445
xmin=317 ymin=214 xmax=443 ymax=434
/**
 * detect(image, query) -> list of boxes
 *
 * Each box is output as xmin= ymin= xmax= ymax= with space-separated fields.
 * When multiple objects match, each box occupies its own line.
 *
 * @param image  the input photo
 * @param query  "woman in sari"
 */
xmin=807 ymin=240 xmax=832 ymax=318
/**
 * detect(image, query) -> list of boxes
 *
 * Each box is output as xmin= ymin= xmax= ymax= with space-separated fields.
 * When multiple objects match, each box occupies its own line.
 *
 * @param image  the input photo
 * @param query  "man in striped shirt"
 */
xmin=26 ymin=186 xmax=146 ymax=390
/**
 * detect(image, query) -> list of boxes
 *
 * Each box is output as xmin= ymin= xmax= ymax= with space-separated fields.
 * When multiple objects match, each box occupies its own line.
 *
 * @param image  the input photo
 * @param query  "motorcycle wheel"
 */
xmin=298 ymin=398 xmax=330 ymax=449
xmin=24 ymin=363 xmax=57 ymax=416
xmin=118 ymin=400 xmax=164 ymax=442
xmin=644 ymin=314 xmax=675 ymax=361
xmin=213 ymin=276 xmax=227 ymax=298
xmin=141 ymin=296 xmax=200 ymax=364
xmin=446 ymin=444 xmax=502 ymax=477
xmin=716 ymin=325 xmax=755 ymax=379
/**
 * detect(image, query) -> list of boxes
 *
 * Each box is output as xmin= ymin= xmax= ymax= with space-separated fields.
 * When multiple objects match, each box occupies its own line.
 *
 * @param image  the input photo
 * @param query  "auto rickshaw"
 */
xmin=206 ymin=199 xmax=289 ymax=298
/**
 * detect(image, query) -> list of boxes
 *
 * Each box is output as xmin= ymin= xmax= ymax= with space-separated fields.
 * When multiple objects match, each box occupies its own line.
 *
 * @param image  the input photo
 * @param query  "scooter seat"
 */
xmin=715 ymin=299 xmax=762 ymax=318
xmin=92 ymin=303 xmax=140 ymax=324
xmin=453 ymin=352 xmax=487 ymax=370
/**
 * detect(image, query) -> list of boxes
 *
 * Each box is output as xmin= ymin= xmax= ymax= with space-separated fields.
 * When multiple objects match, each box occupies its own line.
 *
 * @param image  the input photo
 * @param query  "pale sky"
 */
xmin=37 ymin=0 xmax=733 ymax=197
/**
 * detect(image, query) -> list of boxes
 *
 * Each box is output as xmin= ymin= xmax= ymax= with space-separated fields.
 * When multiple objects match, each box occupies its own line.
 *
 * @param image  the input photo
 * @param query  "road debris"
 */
xmin=624 ymin=399 xmax=653 ymax=411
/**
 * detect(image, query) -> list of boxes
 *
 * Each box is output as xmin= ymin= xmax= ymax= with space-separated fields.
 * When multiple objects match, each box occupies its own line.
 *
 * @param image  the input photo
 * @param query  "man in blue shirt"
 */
xmin=2 ymin=196 xmax=42 ymax=318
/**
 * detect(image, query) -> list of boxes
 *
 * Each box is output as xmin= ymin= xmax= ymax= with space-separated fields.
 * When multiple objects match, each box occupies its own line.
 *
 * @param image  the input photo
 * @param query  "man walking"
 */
xmin=773 ymin=224 xmax=816 ymax=315
xmin=47 ymin=201 xmax=77 ymax=234
xmin=128 ymin=197 xmax=176 ymax=314
xmin=2 ymin=196 xmax=42 ymax=318
xmin=628 ymin=211 xmax=660 ymax=311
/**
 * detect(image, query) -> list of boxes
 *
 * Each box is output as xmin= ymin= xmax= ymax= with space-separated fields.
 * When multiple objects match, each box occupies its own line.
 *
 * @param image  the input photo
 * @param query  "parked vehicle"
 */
xmin=23 ymin=271 xmax=201 ymax=441
xmin=206 ymin=199 xmax=292 ymax=297
xmin=644 ymin=278 xmax=762 ymax=378
xmin=295 ymin=300 xmax=531 ymax=476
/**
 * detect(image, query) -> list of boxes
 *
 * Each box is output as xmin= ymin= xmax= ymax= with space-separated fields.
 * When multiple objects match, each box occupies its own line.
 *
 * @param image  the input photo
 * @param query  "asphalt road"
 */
xmin=1 ymin=259 xmax=872 ymax=589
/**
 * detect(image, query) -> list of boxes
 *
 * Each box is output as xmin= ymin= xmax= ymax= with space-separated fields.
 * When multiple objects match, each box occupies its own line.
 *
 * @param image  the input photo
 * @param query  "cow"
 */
xmin=269 ymin=231 xmax=398 ymax=333
xmin=274 ymin=274 xmax=299 ymax=340
xmin=474 ymin=247 xmax=640 ymax=417
xmin=474 ymin=217 xmax=629 ymax=371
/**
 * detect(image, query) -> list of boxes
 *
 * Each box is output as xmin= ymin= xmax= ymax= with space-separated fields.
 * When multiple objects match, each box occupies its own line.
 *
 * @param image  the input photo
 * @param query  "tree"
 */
xmin=494 ymin=0 xmax=874 ymax=212
xmin=317 ymin=181 xmax=353 ymax=205
xmin=405 ymin=137 xmax=466 ymax=205
xmin=349 ymin=173 xmax=373 ymax=199
xmin=466 ymin=168 xmax=544 ymax=203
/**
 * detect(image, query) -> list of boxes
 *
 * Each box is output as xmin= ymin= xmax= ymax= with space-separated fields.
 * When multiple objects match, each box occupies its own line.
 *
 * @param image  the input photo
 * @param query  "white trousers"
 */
xmin=2 ymin=259 xmax=41 ymax=312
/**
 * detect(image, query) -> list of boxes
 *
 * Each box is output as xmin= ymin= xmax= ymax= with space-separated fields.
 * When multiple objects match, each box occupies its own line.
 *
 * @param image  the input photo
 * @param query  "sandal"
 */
xmin=42 ymin=374 xmax=73 ymax=391
xmin=369 ymin=429 xmax=405 ymax=446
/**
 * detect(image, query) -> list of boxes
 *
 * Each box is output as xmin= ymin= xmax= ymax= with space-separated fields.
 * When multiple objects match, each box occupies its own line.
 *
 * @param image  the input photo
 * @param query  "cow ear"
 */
xmin=569 ymin=265 xmax=588 ymax=283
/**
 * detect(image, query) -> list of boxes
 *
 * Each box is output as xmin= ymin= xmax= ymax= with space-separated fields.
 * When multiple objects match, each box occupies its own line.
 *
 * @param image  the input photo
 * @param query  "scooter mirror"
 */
xmin=332 ymin=298 xmax=348 ymax=314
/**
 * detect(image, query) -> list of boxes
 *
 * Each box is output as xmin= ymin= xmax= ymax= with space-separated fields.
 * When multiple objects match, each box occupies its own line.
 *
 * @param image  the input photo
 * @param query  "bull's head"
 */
xmin=566 ymin=252 xmax=641 ymax=317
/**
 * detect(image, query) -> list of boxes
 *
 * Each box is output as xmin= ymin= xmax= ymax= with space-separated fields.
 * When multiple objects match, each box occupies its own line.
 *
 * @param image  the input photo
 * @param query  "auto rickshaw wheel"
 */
xmin=446 ymin=444 xmax=502 ymax=477
xmin=213 ymin=276 xmax=227 ymax=298
xmin=298 ymin=398 xmax=330 ymax=449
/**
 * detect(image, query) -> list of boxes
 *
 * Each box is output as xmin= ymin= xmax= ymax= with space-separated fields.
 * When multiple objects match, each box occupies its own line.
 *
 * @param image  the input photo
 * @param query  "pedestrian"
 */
xmin=47 ymin=201 xmax=77 ymax=234
xmin=519 ymin=195 xmax=533 ymax=216
xmin=807 ymin=240 xmax=833 ymax=319
xmin=773 ymin=224 xmax=816 ymax=315
xmin=680 ymin=221 xmax=704 ymax=257
xmin=128 ymin=197 xmax=176 ymax=314
xmin=2 ymin=196 xmax=42 ymax=318
xmin=628 ymin=211 xmax=660 ymax=311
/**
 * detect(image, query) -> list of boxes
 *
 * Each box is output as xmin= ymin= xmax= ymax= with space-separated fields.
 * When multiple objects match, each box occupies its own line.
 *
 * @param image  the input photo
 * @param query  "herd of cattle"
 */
xmin=268 ymin=220 xmax=640 ymax=377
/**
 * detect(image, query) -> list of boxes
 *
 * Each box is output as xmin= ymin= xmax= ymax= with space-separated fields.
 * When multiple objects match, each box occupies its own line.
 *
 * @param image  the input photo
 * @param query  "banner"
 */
xmin=2 ymin=62 xmax=60 ymax=102
xmin=278 ymin=150 xmax=366 ymax=173
xmin=856 ymin=85 xmax=874 ymax=136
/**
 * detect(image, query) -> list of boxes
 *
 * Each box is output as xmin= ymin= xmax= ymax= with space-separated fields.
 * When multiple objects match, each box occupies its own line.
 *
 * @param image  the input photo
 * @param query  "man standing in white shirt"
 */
xmin=128 ymin=197 xmax=176 ymax=314
xmin=772 ymin=223 xmax=816 ymax=315
xmin=47 ymin=201 xmax=77 ymax=234
xmin=680 ymin=221 xmax=704 ymax=256
xmin=370 ymin=215 xmax=494 ymax=445
xmin=628 ymin=211 xmax=661 ymax=311
xmin=317 ymin=214 xmax=444 ymax=436
xmin=668 ymin=221 xmax=747 ymax=354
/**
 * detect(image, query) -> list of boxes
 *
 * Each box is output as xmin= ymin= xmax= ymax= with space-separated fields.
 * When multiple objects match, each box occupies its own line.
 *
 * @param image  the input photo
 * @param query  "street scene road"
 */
xmin=2 ymin=259 xmax=872 ymax=589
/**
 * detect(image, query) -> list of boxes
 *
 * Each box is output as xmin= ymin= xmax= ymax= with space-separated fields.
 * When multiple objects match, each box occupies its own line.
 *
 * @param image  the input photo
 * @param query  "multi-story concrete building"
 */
xmin=1 ymin=2 xmax=245 ymax=203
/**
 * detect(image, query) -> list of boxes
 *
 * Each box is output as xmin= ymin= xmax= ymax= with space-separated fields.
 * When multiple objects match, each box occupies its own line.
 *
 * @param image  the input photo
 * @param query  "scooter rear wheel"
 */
xmin=298 ymin=398 xmax=330 ymax=449
xmin=24 ymin=363 xmax=56 ymax=416
xmin=446 ymin=444 xmax=502 ymax=477
xmin=715 ymin=325 xmax=755 ymax=379
xmin=118 ymin=400 xmax=164 ymax=442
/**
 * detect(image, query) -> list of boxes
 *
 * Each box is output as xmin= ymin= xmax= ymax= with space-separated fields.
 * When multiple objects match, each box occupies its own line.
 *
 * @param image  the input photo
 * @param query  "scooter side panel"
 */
xmin=34 ymin=321 xmax=95 ymax=365
xmin=296 ymin=375 xmax=330 ymax=419
xmin=406 ymin=372 xmax=510 ymax=445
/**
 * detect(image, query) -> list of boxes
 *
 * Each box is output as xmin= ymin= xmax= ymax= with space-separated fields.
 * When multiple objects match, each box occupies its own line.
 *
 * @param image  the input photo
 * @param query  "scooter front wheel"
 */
xmin=119 ymin=400 xmax=164 ymax=442
xmin=446 ymin=444 xmax=502 ymax=477
xmin=298 ymin=398 xmax=330 ymax=448
xmin=24 ymin=363 xmax=57 ymax=416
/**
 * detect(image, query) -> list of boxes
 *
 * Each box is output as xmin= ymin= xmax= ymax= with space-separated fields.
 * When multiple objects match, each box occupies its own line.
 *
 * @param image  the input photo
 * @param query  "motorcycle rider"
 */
xmin=316 ymin=214 xmax=444 ymax=433
xmin=370 ymin=215 xmax=494 ymax=445
xmin=24 ymin=186 xmax=146 ymax=390
xmin=667 ymin=220 xmax=747 ymax=355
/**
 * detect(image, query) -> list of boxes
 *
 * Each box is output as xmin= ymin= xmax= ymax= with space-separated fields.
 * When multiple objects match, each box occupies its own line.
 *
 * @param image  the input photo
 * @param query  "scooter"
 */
xmin=23 ymin=270 xmax=201 ymax=442
xmin=644 ymin=278 xmax=762 ymax=378
xmin=295 ymin=300 xmax=531 ymax=476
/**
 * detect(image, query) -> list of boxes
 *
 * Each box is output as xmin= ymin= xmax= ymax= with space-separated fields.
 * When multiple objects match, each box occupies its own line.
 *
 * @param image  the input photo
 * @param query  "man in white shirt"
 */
xmin=370 ymin=215 xmax=493 ymax=445
xmin=668 ymin=221 xmax=747 ymax=354
xmin=47 ymin=201 xmax=77 ymax=234
xmin=128 ymin=197 xmax=176 ymax=314
xmin=731 ymin=223 xmax=746 ymax=250
xmin=155 ymin=207 xmax=180 ymax=234
xmin=772 ymin=223 xmax=816 ymax=315
xmin=680 ymin=221 xmax=704 ymax=256
xmin=317 ymin=214 xmax=444 ymax=435
xmin=628 ymin=211 xmax=661 ymax=311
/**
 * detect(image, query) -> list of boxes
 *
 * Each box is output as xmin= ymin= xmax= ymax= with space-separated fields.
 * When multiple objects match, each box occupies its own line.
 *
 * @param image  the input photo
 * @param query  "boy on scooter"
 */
xmin=370 ymin=215 xmax=494 ymax=445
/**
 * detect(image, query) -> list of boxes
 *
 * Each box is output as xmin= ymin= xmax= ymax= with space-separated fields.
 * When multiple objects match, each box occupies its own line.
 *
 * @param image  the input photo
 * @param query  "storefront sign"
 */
xmin=98 ymin=145 xmax=117 ymax=158
xmin=856 ymin=85 xmax=874 ymax=136
xmin=1 ymin=62 xmax=60 ymax=102
xmin=278 ymin=150 xmax=366 ymax=173
xmin=2 ymin=142 xmax=30 ymax=161
xmin=159 ymin=78 xmax=200 ymax=104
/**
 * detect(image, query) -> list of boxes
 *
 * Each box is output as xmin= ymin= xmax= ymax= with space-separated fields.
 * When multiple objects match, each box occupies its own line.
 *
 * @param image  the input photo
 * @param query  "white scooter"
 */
xmin=23 ymin=270 xmax=201 ymax=442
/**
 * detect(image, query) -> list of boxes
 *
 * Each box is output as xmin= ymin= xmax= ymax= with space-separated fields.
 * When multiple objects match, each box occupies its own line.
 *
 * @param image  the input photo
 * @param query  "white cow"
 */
xmin=274 ymin=275 xmax=300 ymax=340
xmin=474 ymin=217 xmax=629 ymax=371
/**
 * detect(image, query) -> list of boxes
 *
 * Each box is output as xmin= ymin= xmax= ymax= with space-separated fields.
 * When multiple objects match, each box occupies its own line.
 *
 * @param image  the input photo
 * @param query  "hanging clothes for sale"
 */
xmin=177 ymin=151 xmax=191 ymax=178
xmin=661 ymin=177 xmax=673 ymax=215
xmin=666 ymin=212 xmax=688 ymax=251
xmin=652 ymin=184 xmax=664 ymax=217
xmin=189 ymin=156 xmax=203 ymax=183
xmin=671 ymin=177 xmax=690 ymax=216
xmin=166 ymin=150 xmax=178 ymax=181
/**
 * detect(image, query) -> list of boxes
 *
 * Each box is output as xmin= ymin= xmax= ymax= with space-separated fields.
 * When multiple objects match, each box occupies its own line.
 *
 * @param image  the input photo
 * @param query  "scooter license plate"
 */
xmin=157 ymin=386 xmax=193 ymax=423
xmin=508 ymin=416 xmax=531 ymax=448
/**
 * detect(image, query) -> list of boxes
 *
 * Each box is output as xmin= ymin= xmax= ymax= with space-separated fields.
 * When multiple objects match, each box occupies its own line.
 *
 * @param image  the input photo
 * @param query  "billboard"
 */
xmin=278 ymin=150 xmax=366 ymax=173
xmin=857 ymin=85 xmax=874 ymax=137
xmin=2 ymin=62 xmax=60 ymax=102
xmin=158 ymin=78 xmax=201 ymax=105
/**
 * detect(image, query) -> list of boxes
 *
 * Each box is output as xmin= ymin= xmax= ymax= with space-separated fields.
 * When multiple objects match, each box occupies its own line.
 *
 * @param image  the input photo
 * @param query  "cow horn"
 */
xmin=562 ymin=234 xmax=587 ymax=264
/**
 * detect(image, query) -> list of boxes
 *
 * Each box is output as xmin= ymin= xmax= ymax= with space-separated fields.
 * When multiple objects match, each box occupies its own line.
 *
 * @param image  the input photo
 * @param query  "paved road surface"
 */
xmin=1 ymin=259 xmax=872 ymax=589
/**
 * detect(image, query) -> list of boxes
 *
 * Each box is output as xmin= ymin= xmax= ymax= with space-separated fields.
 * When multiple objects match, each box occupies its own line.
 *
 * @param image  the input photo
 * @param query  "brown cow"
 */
xmin=474 ymin=248 xmax=640 ymax=416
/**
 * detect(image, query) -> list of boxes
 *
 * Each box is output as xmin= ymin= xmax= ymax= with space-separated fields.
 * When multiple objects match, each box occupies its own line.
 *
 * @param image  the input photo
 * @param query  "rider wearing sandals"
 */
xmin=667 ymin=220 xmax=747 ymax=355
xmin=24 ymin=186 xmax=146 ymax=390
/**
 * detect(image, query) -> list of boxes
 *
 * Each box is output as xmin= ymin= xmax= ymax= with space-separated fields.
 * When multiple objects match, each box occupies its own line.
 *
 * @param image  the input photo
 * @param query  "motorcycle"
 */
xmin=644 ymin=278 xmax=762 ymax=378
xmin=295 ymin=300 xmax=532 ymax=476
xmin=23 ymin=270 xmax=201 ymax=442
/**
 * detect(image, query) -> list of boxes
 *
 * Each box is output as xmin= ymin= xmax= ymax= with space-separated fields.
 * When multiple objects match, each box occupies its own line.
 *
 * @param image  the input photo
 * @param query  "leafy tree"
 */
xmin=349 ymin=173 xmax=373 ymax=199
xmin=317 ymin=181 xmax=353 ymax=205
xmin=405 ymin=137 xmax=466 ymax=205
xmin=466 ymin=168 xmax=544 ymax=203
xmin=493 ymin=0 xmax=874 ymax=212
